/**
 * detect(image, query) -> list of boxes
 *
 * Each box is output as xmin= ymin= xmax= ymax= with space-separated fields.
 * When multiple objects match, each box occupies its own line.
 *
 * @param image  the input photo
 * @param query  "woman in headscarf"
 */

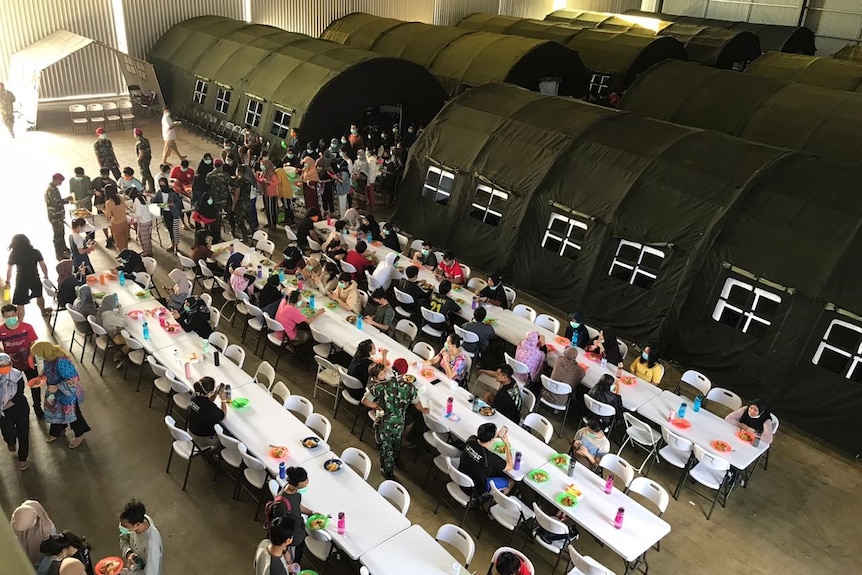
xmin=543 ymin=346 xmax=586 ymax=406
xmin=164 ymin=268 xmax=191 ymax=311
xmin=116 ymin=249 xmax=145 ymax=277
xmin=380 ymin=222 xmax=401 ymax=252
xmin=31 ymin=341 xmax=90 ymax=447
xmin=586 ymin=328 xmax=623 ymax=367
xmin=365 ymin=149 xmax=380 ymax=207
xmin=259 ymin=159 xmax=280 ymax=229
xmin=360 ymin=213 xmax=382 ymax=241
xmin=342 ymin=207 xmax=361 ymax=231
xmin=102 ymin=185 xmax=129 ymax=251
xmin=0 ymin=353 xmax=30 ymax=469
xmin=71 ymin=286 xmax=96 ymax=331
xmin=128 ymin=188 xmax=153 ymax=258
xmin=726 ymin=399 xmax=775 ymax=444
xmin=191 ymin=153 xmax=214 ymax=212
xmin=587 ymin=374 xmax=623 ymax=427
xmin=629 ymin=345 xmax=663 ymax=384
xmin=351 ymin=149 xmax=369 ymax=208
xmin=38 ymin=532 xmax=92 ymax=575
xmin=370 ymin=252 xmax=403 ymax=291
xmin=55 ymin=260 xmax=82 ymax=308
xmin=477 ymin=273 xmax=509 ymax=310
xmin=258 ymin=275 xmax=284 ymax=310
xmin=229 ymin=260 xmax=255 ymax=298
xmin=11 ymin=500 xmax=55 ymax=567
xmin=300 ymin=155 xmax=320 ymax=211
xmin=172 ymin=295 xmax=212 ymax=338
xmin=515 ymin=330 xmax=547 ymax=387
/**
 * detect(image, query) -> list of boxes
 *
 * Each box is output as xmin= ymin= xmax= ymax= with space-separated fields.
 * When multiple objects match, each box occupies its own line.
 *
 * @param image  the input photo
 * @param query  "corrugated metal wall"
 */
xmin=566 ymin=0 xmax=643 ymax=13
xmin=0 ymin=0 xmax=124 ymax=99
xmin=253 ymin=0 xmax=435 ymax=37
xmin=804 ymin=0 xmax=862 ymax=54
xmin=433 ymin=0 xmax=499 ymax=26
xmin=660 ymin=0 xmax=802 ymax=25
xmin=498 ymin=0 xmax=557 ymax=20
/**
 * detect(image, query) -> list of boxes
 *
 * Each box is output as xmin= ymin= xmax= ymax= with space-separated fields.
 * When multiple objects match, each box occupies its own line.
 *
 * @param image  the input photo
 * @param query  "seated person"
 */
xmin=428 ymin=280 xmax=460 ymax=331
xmin=359 ymin=213 xmax=382 ymax=241
xmin=514 ymin=331 xmax=547 ymax=387
xmin=587 ymin=374 xmax=623 ymax=428
xmin=424 ymin=334 xmax=469 ymax=387
xmin=188 ymin=377 xmax=227 ymax=447
xmin=393 ymin=265 xmax=430 ymax=314
xmin=311 ymin=261 xmax=339 ymax=293
xmin=585 ymin=328 xmax=623 ymax=367
xmin=363 ymin=288 xmax=395 ymax=335
xmin=328 ymin=272 xmax=361 ymax=315
xmin=56 ymin=260 xmax=83 ymax=308
xmin=116 ymin=249 xmax=146 ymax=278
xmin=223 ymin=249 xmax=245 ymax=282
xmin=491 ymin=551 xmax=529 ymax=575
xmin=564 ymin=312 xmax=590 ymax=349
xmin=321 ymin=220 xmax=348 ymax=259
xmin=412 ymin=241 xmax=437 ymax=271
xmin=344 ymin=240 xmax=375 ymax=282
xmin=346 ymin=339 xmax=382 ymax=400
xmin=380 ymin=222 xmax=401 ymax=252
xmin=435 ymin=250 xmax=465 ymax=285
xmin=458 ymin=422 xmax=513 ymax=496
xmin=274 ymin=290 xmax=324 ymax=346
xmin=257 ymin=275 xmax=284 ymax=311
xmin=170 ymin=159 xmax=195 ymax=189
xmin=171 ymin=295 xmax=213 ymax=338
xmin=479 ymin=364 xmax=522 ymax=423
xmin=629 ymin=345 xmax=662 ymax=384
xmin=229 ymin=263 xmax=255 ymax=298
xmin=570 ymin=419 xmax=610 ymax=470
xmin=476 ymin=273 xmax=508 ymax=309
xmin=543 ymin=347 xmax=585 ymax=406
xmin=370 ymin=252 xmax=402 ymax=291
xmin=296 ymin=207 xmax=322 ymax=249
xmin=279 ymin=245 xmax=305 ymax=275
xmin=725 ymin=399 xmax=774 ymax=444
xmin=462 ymin=306 xmax=495 ymax=356
xmin=71 ymin=285 xmax=97 ymax=331
xmin=190 ymin=231 xmax=225 ymax=276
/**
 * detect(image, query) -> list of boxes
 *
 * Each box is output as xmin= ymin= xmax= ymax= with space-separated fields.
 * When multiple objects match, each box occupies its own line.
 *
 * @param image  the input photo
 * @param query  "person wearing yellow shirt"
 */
xmin=273 ymin=160 xmax=296 ymax=226
xmin=630 ymin=346 xmax=663 ymax=384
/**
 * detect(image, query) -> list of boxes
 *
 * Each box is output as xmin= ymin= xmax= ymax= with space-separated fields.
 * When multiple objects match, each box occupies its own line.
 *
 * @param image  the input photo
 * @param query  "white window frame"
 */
xmin=470 ymin=183 xmax=508 ymax=227
xmin=422 ymin=166 xmax=454 ymax=204
xmin=214 ymin=87 xmax=231 ymax=115
xmin=608 ymin=240 xmax=665 ymax=287
xmin=193 ymin=80 xmax=208 ymax=105
xmin=812 ymin=319 xmax=862 ymax=379
xmin=270 ymin=108 xmax=292 ymax=138
xmin=245 ymin=98 xmax=263 ymax=128
xmin=711 ymin=277 xmax=782 ymax=335
xmin=589 ymin=72 xmax=612 ymax=99
xmin=541 ymin=212 xmax=588 ymax=258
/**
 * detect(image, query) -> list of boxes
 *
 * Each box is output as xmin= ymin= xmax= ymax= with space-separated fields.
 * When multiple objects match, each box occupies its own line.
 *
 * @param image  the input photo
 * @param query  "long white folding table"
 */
xmin=360 ymin=525 xmax=468 ymax=575
xmin=577 ymin=354 xmax=664 ymax=411
xmin=151 ymin=337 xmax=256 ymax=389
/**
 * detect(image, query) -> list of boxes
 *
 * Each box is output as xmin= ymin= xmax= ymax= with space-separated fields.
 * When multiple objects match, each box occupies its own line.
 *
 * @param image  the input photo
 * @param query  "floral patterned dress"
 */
xmin=42 ymin=357 xmax=84 ymax=425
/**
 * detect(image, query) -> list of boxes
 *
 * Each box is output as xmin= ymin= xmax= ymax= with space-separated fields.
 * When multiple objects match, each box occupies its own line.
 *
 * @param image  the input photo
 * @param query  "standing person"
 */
xmin=299 ymin=155 xmax=320 ymax=211
xmin=191 ymin=153 xmax=214 ymax=215
xmin=0 ymin=304 xmax=42 ymax=418
xmin=273 ymin=160 xmax=295 ymax=226
xmin=0 ymin=82 xmax=15 ymax=137
xmin=93 ymin=128 xmax=120 ymax=179
xmin=11 ymin=500 xmax=55 ymax=568
xmin=37 ymin=532 xmax=93 ymax=575
xmin=191 ymin=186 xmax=220 ymax=241
xmin=206 ymin=159 xmax=232 ymax=242
xmin=129 ymin=189 xmax=153 ymax=257
xmin=362 ymin=361 xmax=429 ymax=479
xmin=68 ymin=168 xmax=93 ymax=211
xmin=0 ymin=353 xmax=30 ymax=470
xmin=102 ymin=185 xmax=130 ymax=251
xmin=31 ymin=341 xmax=90 ymax=448
xmin=91 ymin=168 xmax=115 ymax=248
xmin=6 ymin=234 xmax=50 ymax=320
xmin=268 ymin=467 xmax=320 ymax=565
xmin=259 ymin=160 xmax=280 ymax=229
xmin=45 ymin=173 xmax=72 ymax=260
xmin=160 ymin=107 xmax=184 ymax=165
xmin=118 ymin=500 xmax=163 ymax=575
xmin=458 ymin=422 xmax=514 ymax=495
xmin=229 ymin=168 xmax=251 ymax=241
xmin=254 ymin=517 xmax=298 ymax=575
xmin=332 ymin=153 xmax=351 ymax=218
xmin=350 ymin=149 xmax=369 ymax=208
xmin=154 ymin=178 xmax=182 ymax=253
xmin=134 ymin=128 xmax=154 ymax=191
xmin=187 ymin=377 xmax=226 ymax=447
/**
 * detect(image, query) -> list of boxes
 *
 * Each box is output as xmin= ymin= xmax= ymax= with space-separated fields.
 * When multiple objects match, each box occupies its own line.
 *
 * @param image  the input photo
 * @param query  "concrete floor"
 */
xmin=0 ymin=104 xmax=860 ymax=575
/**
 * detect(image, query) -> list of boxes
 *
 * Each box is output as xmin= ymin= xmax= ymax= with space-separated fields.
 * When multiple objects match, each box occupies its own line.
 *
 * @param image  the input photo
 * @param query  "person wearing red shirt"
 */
xmin=169 ymin=159 xmax=195 ymax=189
xmin=435 ymin=250 xmax=465 ymax=285
xmin=0 ymin=304 xmax=42 ymax=418
xmin=344 ymin=241 xmax=375 ymax=283
xmin=274 ymin=291 xmax=324 ymax=349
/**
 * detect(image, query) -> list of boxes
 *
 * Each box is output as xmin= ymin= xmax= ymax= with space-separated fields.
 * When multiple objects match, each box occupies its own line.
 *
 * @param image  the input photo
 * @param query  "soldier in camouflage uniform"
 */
xmin=134 ymin=128 xmax=154 ymax=191
xmin=362 ymin=359 xmax=429 ymax=479
xmin=94 ymin=127 xmax=121 ymax=179
xmin=229 ymin=170 xmax=251 ymax=242
xmin=45 ymin=173 xmax=72 ymax=259
xmin=205 ymin=159 xmax=231 ymax=242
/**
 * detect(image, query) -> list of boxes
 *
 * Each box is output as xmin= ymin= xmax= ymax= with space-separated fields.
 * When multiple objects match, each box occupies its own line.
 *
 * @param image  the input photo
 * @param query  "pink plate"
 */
xmin=671 ymin=418 xmax=691 ymax=429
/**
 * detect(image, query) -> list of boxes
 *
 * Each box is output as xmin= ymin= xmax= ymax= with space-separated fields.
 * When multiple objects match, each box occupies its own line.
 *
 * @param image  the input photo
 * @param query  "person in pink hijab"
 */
xmin=515 ymin=330 xmax=547 ymax=386
xmin=11 ymin=499 xmax=56 ymax=567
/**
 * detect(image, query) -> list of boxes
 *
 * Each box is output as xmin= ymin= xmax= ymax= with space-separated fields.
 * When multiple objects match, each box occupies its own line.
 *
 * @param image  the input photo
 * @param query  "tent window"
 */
xmin=193 ymin=80 xmax=208 ymax=105
xmin=589 ymin=73 xmax=611 ymax=100
xmin=245 ymin=99 xmax=263 ymax=128
xmin=270 ymin=109 xmax=292 ymax=139
xmin=712 ymin=278 xmax=781 ymax=338
xmin=215 ymin=88 xmax=231 ymax=115
xmin=541 ymin=212 xmax=587 ymax=260
xmin=608 ymin=240 xmax=665 ymax=289
xmin=422 ymin=166 xmax=454 ymax=205
xmin=813 ymin=319 xmax=862 ymax=382
xmin=469 ymin=184 xmax=508 ymax=227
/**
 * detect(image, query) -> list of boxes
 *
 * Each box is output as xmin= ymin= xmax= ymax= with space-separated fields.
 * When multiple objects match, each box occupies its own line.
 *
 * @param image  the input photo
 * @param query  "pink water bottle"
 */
xmin=337 ymin=512 xmax=345 ymax=535
xmin=297 ymin=278 xmax=304 ymax=291
xmin=184 ymin=362 xmax=191 ymax=379
xmin=614 ymin=507 xmax=625 ymax=529
xmin=604 ymin=474 xmax=614 ymax=494
xmin=446 ymin=396 xmax=453 ymax=416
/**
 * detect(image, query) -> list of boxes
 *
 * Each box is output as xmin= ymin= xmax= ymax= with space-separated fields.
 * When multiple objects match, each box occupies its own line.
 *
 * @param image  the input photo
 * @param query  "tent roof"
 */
xmin=12 ymin=29 xmax=95 ymax=72
xmin=543 ymin=9 xmax=647 ymax=32
xmin=746 ymin=51 xmax=862 ymax=92
xmin=321 ymin=13 xmax=588 ymax=97
xmin=621 ymin=60 xmax=862 ymax=164
xmin=623 ymin=9 xmax=815 ymax=54
xmin=834 ymin=44 xmax=862 ymax=63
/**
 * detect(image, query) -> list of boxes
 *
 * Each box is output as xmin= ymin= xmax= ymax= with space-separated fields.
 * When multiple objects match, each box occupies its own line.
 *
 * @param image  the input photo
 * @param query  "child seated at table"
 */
xmin=569 ymin=419 xmax=609 ymax=471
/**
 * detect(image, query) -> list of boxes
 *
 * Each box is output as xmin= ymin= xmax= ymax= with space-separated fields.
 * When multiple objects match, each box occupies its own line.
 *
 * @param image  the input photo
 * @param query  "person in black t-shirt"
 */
xmin=458 ymin=423 xmax=513 ymax=495
xmin=188 ymin=377 xmax=227 ymax=447
xmin=476 ymin=273 xmax=509 ymax=310
xmin=479 ymin=365 xmax=523 ymax=424
xmin=295 ymin=207 xmax=322 ymax=249
xmin=428 ymin=280 xmax=460 ymax=332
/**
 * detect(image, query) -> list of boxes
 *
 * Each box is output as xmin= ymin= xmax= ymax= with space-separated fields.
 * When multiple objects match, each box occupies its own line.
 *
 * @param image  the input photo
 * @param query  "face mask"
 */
xmin=421 ymin=249 xmax=429 ymax=256
xmin=307 ymin=148 xmax=313 ymax=153
xmin=305 ymin=265 xmax=313 ymax=272
xmin=204 ymin=159 xmax=212 ymax=165
xmin=118 ymin=524 xmax=132 ymax=536
xmin=181 ymin=166 xmax=187 ymax=172
xmin=329 ymin=144 xmax=338 ymax=152
xmin=350 ymin=129 xmax=357 ymax=135
xmin=99 ymin=134 xmax=106 ymax=140
xmin=296 ymin=486 xmax=309 ymax=494
xmin=75 ymin=176 xmax=83 ymax=180
xmin=287 ymin=153 xmax=294 ymax=159
xmin=226 ymin=159 xmax=234 ymax=165
xmin=341 ymin=138 xmax=347 ymax=144
xmin=570 ymin=322 xmax=580 ymax=328
xmin=392 ymin=127 xmax=398 ymax=133
xmin=0 ymin=365 xmax=11 ymax=375
xmin=381 ymin=229 xmax=388 ymax=237
xmin=4 ymin=317 xmax=18 ymax=328
xmin=224 ymin=144 xmax=231 ymax=149
xmin=207 ymin=198 xmax=214 ymax=206
xmin=183 ymin=306 xmax=191 ymax=314
xmin=641 ymin=352 xmax=649 ymax=361
xmin=408 ymin=128 xmax=414 ymax=134
xmin=338 ymin=282 xmax=346 ymax=289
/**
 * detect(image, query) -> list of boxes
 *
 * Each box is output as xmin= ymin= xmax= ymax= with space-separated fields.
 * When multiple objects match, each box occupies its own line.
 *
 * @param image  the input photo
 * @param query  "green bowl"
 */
xmin=555 ymin=492 xmax=579 ymax=508
xmin=231 ymin=398 xmax=250 ymax=409
xmin=299 ymin=571 xmax=319 ymax=575
xmin=527 ymin=469 xmax=550 ymax=483
xmin=549 ymin=453 xmax=570 ymax=468
xmin=490 ymin=440 xmax=508 ymax=454
xmin=306 ymin=514 xmax=329 ymax=531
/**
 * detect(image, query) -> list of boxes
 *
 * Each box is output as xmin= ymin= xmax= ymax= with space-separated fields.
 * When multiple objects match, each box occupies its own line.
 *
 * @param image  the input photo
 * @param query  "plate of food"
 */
xmin=289 ymin=278 xmax=298 ymax=286
xmin=420 ymin=368 xmax=435 ymax=378
xmin=126 ymin=310 xmax=144 ymax=320
xmin=323 ymin=458 xmax=342 ymax=472
xmin=301 ymin=436 xmax=321 ymax=449
xmin=618 ymin=375 xmax=637 ymax=386
xmin=565 ymin=484 xmax=583 ymax=498
xmin=454 ymin=298 xmax=466 ymax=305
xmin=478 ymin=406 xmax=496 ymax=417
xmin=483 ymin=318 xmax=498 ymax=326
xmin=164 ymin=324 xmax=182 ymax=334
xmin=555 ymin=492 xmax=579 ymax=508
xmin=710 ymin=440 xmax=732 ymax=453
xmin=306 ymin=514 xmax=329 ymax=531
xmin=86 ymin=275 xmax=99 ymax=284
xmin=148 ymin=307 xmax=169 ymax=318
xmin=269 ymin=446 xmax=289 ymax=459
xmin=104 ymin=272 xmax=118 ymax=281
xmin=135 ymin=290 xmax=149 ymax=298
xmin=92 ymin=291 xmax=106 ymax=299
xmin=550 ymin=453 xmax=571 ymax=469
xmin=555 ymin=336 xmax=571 ymax=347
xmin=27 ymin=376 xmax=45 ymax=388
xmin=584 ymin=352 xmax=601 ymax=361
xmin=72 ymin=209 xmax=92 ymax=218
xmin=402 ymin=374 xmax=416 ymax=384
xmin=736 ymin=429 xmax=756 ymax=443
xmin=325 ymin=301 xmax=338 ymax=310
xmin=301 ymin=289 xmax=315 ymax=297
xmin=231 ymin=398 xmax=250 ymax=410
xmin=94 ymin=556 xmax=124 ymax=575
xmin=260 ymin=259 xmax=272 ymax=266
xmin=371 ymin=241 xmax=383 ymax=247
xmin=452 ymin=285 xmax=463 ymax=291
xmin=186 ymin=352 xmax=201 ymax=364
xmin=671 ymin=418 xmax=691 ymax=429
xmin=527 ymin=469 xmax=550 ymax=484
xmin=491 ymin=440 xmax=508 ymax=454
xmin=346 ymin=315 xmax=358 ymax=325
xmin=301 ymin=307 xmax=317 ymax=317
xmin=577 ymin=362 xmax=591 ymax=372
xmin=546 ymin=344 xmax=557 ymax=353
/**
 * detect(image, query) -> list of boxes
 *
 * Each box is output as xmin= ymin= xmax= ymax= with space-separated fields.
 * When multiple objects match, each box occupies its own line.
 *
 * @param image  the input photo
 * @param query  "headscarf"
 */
xmin=224 ymin=251 xmax=245 ymax=281
xmin=600 ymin=328 xmax=623 ymax=365
xmin=73 ymin=285 xmax=97 ymax=318
xmin=117 ymin=249 xmax=145 ymax=274
xmin=169 ymin=268 xmax=191 ymax=296
xmin=351 ymin=151 xmax=369 ymax=178
xmin=0 ymin=353 xmax=24 ymax=412
xmin=301 ymin=156 xmax=319 ymax=183
xmin=31 ymin=341 xmax=68 ymax=362
xmin=11 ymin=500 xmax=55 ymax=565
xmin=550 ymin=346 xmax=585 ymax=386
xmin=343 ymin=208 xmax=361 ymax=230
xmin=366 ymin=150 xmax=380 ymax=182
xmin=262 ymin=159 xmax=275 ymax=181
xmin=56 ymin=259 xmax=74 ymax=284
xmin=740 ymin=399 xmax=772 ymax=433
xmin=515 ymin=331 xmax=546 ymax=382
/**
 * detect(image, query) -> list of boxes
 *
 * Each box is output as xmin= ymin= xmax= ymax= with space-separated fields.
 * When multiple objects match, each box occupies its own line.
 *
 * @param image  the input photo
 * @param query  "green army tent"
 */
xmin=620 ymin=60 xmax=862 ymax=164
xmin=456 ymin=13 xmax=686 ymax=103
xmin=321 ymin=13 xmax=588 ymax=98
xmin=746 ymin=51 xmax=862 ymax=92
xmin=148 ymin=16 xmax=447 ymax=147
xmin=395 ymin=83 xmax=862 ymax=455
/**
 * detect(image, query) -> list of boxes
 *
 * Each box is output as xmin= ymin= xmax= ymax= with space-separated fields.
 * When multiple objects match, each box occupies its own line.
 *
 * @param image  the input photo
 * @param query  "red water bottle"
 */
xmin=446 ymin=396 xmax=453 ymax=416
xmin=614 ymin=507 xmax=625 ymax=529
xmin=337 ymin=512 xmax=345 ymax=535
xmin=297 ymin=278 xmax=304 ymax=291
xmin=604 ymin=474 xmax=614 ymax=494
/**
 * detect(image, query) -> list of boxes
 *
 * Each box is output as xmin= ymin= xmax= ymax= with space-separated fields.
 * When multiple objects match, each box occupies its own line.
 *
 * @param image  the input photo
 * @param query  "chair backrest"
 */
xmin=393 ymin=287 xmax=414 ymax=305
xmin=177 ymin=253 xmax=197 ymax=270
xmin=705 ymin=387 xmax=743 ymax=410
xmin=567 ymin=545 xmax=614 ymax=575
xmin=263 ymin=313 xmax=285 ymax=334
xmin=257 ymin=239 xmax=275 ymax=256
xmin=661 ymin=426 xmax=694 ymax=455
xmin=340 ymin=260 xmax=358 ymax=274
xmin=358 ymin=290 xmax=369 ymax=311
xmin=284 ymin=394 xmax=313 ymax=420
xmin=446 ymin=458 xmax=475 ymax=490
xmin=377 ymin=479 xmax=410 ymax=515
xmin=241 ymin=452 xmax=267 ymax=473
xmin=307 ymin=238 xmax=323 ymax=252
xmin=338 ymin=367 xmax=364 ymax=391
xmin=488 ymin=482 xmax=522 ymax=516
xmin=420 ymin=306 xmax=445 ymax=325
xmin=200 ymin=293 xmax=213 ymax=307
xmin=268 ymin=478 xmax=280 ymax=499
xmin=535 ymin=314 xmax=561 ymax=335
xmin=503 ymin=352 xmax=531 ymax=377
xmin=314 ymin=355 xmax=340 ymax=379
xmin=254 ymin=361 xmax=276 ymax=389
xmin=394 ymin=318 xmax=418 ymax=343
xmin=141 ymin=256 xmax=157 ymax=276
xmin=122 ymin=330 xmax=145 ymax=351
xmin=270 ymin=381 xmax=290 ymax=405
xmin=512 ymin=304 xmax=537 ymax=322
xmin=460 ymin=263 xmax=472 ymax=280
xmin=617 ymin=339 xmax=628 ymax=360
xmin=215 ymin=424 xmax=246 ymax=457
xmin=168 ymin=373 xmax=188 ymax=395
xmin=340 ymin=446 xmax=371 ymax=480
xmin=431 ymin=431 xmax=461 ymax=460
xmin=502 ymin=286 xmax=517 ymax=305
xmin=453 ymin=324 xmax=479 ymax=345
xmin=599 ymin=453 xmax=635 ymax=487
xmin=42 ymin=278 xmax=58 ymax=297
xmin=532 ymin=502 xmax=569 ymax=536
xmin=693 ymin=444 xmax=731 ymax=472
xmin=522 ymin=413 xmax=553 ymax=443
xmin=490 ymin=547 xmax=534 ymax=575
xmin=540 ymin=374 xmax=572 ymax=398
xmin=252 ymin=230 xmax=269 ymax=243
xmin=224 ymin=344 xmax=245 ymax=368
xmin=146 ymin=355 xmax=168 ymax=378
xmin=409 ymin=239 xmax=424 ymax=254
xmin=584 ymin=394 xmax=616 ymax=418
xmin=164 ymin=415 xmax=193 ymax=444
xmin=623 ymin=412 xmax=657 ymax=444
xmin=770 ymin=413 xmax=780 ymax=435
xmin=520 ymin=387 xmax=536 ymax=414
xmin=168 ymin=268 xmax=186 ymax=285
xmin=65 ymin=304 xmax=87 ymax=324
xmin=208 ymin=306 xmax=221 ymax=329
xmin=305 ymin=412 xmax=331 ymax=442
xmin=309 ymin=324 xmax=331 ymax=345
xmin=199 ymin=260 xmax=215 ymax=279
xmin=466 ymin=277 xmax=487 ymax=291
xmin=435 ymin=523 xmax=475 ymax=567
xmin=133 ymin=272 xmax=152 ymax=291
xmin=365 ymin=270 xmax=383 ymax=292
xmin=69 ymin=104 xmax=87 ymax=114
xmin=118 ymin=100 xmax=134 ymax=111
xmin=207 ymin=331 xmax=229 ymax=352
xmin=412 ymin=341 xmax=436 ymax=361
xmin=284 ymin=226 xmax=298 ymax=243
xmin=86 ymin=315 xmax=107 ymax=337
xmin=628 ymin=476 xmax=669 ymax=515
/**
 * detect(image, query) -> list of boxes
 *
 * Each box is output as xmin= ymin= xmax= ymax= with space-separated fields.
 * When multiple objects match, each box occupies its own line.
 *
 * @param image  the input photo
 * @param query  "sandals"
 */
xmin=69 ymin=436 xmax=86 ymax=449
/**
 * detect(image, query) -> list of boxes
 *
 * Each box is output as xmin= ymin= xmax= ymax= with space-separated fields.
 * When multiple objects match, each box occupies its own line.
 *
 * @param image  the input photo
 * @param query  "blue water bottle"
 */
xmin=693 ymin=395 xmax=703 ymax=413
xmin=309 ymin=294 xmax=315 ymax=310
xmin=677 ymin=402 xmax=687 ymax=419
xmin=142 ymin=321 xmax=150 ymax=341
xmin=278 ymin=269 xmax=285 ymax=282
xmin=119 ymin=271 xmax=126 ymax=286
xmin=279 ymin=462 xmax=286 ymax=480
xmin=356 ymin=315 xmax=363 ymax=330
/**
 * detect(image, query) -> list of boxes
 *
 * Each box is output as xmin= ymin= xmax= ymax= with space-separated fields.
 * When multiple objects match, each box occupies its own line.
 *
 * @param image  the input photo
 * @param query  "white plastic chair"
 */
xmin=660 ymin=427 xmax=694 ymax=500
xmin=535 ymin=313 xmax=561 ymax=335
xmin=207 ymin=331 xmax=229 ymax=352
xmin=340 ymin=260 xmax=358 ymax=275
xmin=313 ymin=355 xmax=341 ymax=406
xmin=675 ymin=369 xmax=712 ymax=397
xmin=86 ymin=315 xmax=116 ymax=375
xmin=393 ymin=287 xmax=415 ymax=318
xmin=365 ymin=270 xmax=383 ymax=292
xmin=521 ymin=387 xmax=536 ymax=415
xmin=270 ymin=381 xmax=291 ymax=406
xmin=333 ymin=367 xmax=364 ymax=430
xmin=307 ymin=238 xmax=323 ymax=253
xmin=177 ymin=253 xmax=200 ymax=286
xmin=253 ymin=360 xmax=276 ymax=391
xmin=628 ymin=476 xmax=669 ymax=517
xmin=683 ymin=444 xmax=731 ymax=519
xmin=502 ymin=286 xmax=517 ymax=305
xmin=478 ymin=482 xmax=535 ymax=543
xmin=341 ymin=446 xmax=371 ymax=480
xmin=377 ymin=479 xmax=411 ymax=515
xmin=242 ymin=302 xmax=266 ymax=353
xmin=420 ymin=307 xmax=446 ymax=340
xmin=69 ymin=104 xmax=89 ymax=133
xmin=412 ymin=341 xmax=436 ymax=361
xmin=310 ymin=324 xmax=333 ymax=358
xmin=453 ymin=324 xmax=480 ymax=360
xmin=208 ymin=306 xmax=221 ymax=330
xmin=305 ymin=412 xmax=331 ymax=442
xmin=224 ymin=344 xmax=246 ymax=368
xmin=214 ymin=424 xmax=247 ymax=498
xmin=504 ymin=352 xmax=532 ymax=386
xmin=305 ymin=522 xmax=335 ymax=568
xmin=512 ymin=304 xmax=537 ymax=322
xmin=490 ymin=547 xmax=534 ymax=575
xmin=164 ymin=415 xmax=207 ymax=491
xmin=168 ymin=375 xmax=192 ymax=425
xmin=523 ymin=412 xmax=554 ymax=444
xmin=426 ymin=430 xmax=461 ymax=483
xmin=198 ymin=260 xmax=216 ymax=292
xmin=532 ymin=502 xmax=572 ymax=574
xmin=466 ymin=277 xmax=487 ymax=292
xmin=435 ymin=523 xmax=475 ymax=567
xmin=65 ymin=304 xmax=91 ymax=362
xmin=583 ymin=395 xmax=617 ymax=434
xmin=252 ymin=230 xmax=269 ymax=243
xmin=395 ymin=318 xmax=418 ymax=345
xmin=567 ymin=545 xmax=615 ymax=575
xmin=146 ymin=356 xmax=173 ymax=413
xmin=284 ymin=226 xmax=298 ymax=245
xmin=119 ymin=329 xmax=148 ymax=390
xmin=538 ymin=375 xmax=573 ymax=436
xmin=256 ymin=238 xmax=275 ymax=258
xmin=706 ymin=387 xmax=743 ymax=411
xmin=284 ymin=394 xmax=313 ymax=420
xmin=240 ymin=452 xmax=270 ymax=520
xmin=599 ymin=453 xmax=636 ymax=489
xmin=434 ymin=457 xmax=481 ymax=527
xmin=617 ymin=412 xmax=661 ymax=474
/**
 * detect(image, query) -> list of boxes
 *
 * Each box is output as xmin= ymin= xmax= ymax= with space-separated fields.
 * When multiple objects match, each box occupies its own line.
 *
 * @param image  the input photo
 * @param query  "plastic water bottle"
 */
xmin=278 ymin=269 xmax=285 ymax=282
xmin=119 ymin=272 xmax=126 ymax=286
xmin=471 ymin=297 xmax=477 ymax=310
xmin=614 ymin=507 xmax=625 ymax=529
xmin=446 ymin=396 xmax=453 ymax=416
xmin=203 ymin=339 xmax=210 ymax=358
xmin=297 ymin=278 xmax=304 ymax=291
xmin=279 ymin=462 xmax=286 ymax=480
xmin=327 ymin=215 xmax=332 ymax=226
xmin=356 ymin=315 xmax=363 ymax=330
xmin=337 ymin=512 xmax=345 ymax=535
xmin=142 ymin=321 xmax=150 ymax=340
xmin=668 ymin=409 xmax=675 ymax=422
xmin=309 ymin=294 xmax=315 ymax=310
xmin=514 ymin=452 xmax=522 ymax=471
xmin=224 ymin=384 xmax=231 ymax=401
xmin=678 ymin=402 xmax=688 ymax=419
xmin=753 ymin=433 xmax=761 ymax=447
xmin=471 ymin=395 xmax=480 ymax=412
xmin=257 ymin=265 xmax=263 ymax=278
xmin=158 ymin=314 xmax=166 ymax=328
xmin=600 ymin=357 xmax=607 ymax=369
xmin=693 ymin=395 xmax=703 ymax=413
xmin=604 ymin=474 xmax=614 ymax=494
xmin=184 ymin=362 xmax=191 ymax=379
xmin=567 ymin=458 xmax=576 ymax=478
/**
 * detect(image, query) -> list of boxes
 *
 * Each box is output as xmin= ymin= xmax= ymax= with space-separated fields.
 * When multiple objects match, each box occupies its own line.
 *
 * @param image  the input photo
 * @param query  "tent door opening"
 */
xmin=363 ymin=104 xmax=403 ymax=145
xmin=539 ymin=77 xmax=561 ymax=96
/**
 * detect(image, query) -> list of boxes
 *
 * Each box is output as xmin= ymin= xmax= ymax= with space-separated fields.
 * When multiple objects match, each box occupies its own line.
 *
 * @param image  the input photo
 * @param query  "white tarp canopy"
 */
xmin=9 ymin=29 xmax=163 ymax=128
